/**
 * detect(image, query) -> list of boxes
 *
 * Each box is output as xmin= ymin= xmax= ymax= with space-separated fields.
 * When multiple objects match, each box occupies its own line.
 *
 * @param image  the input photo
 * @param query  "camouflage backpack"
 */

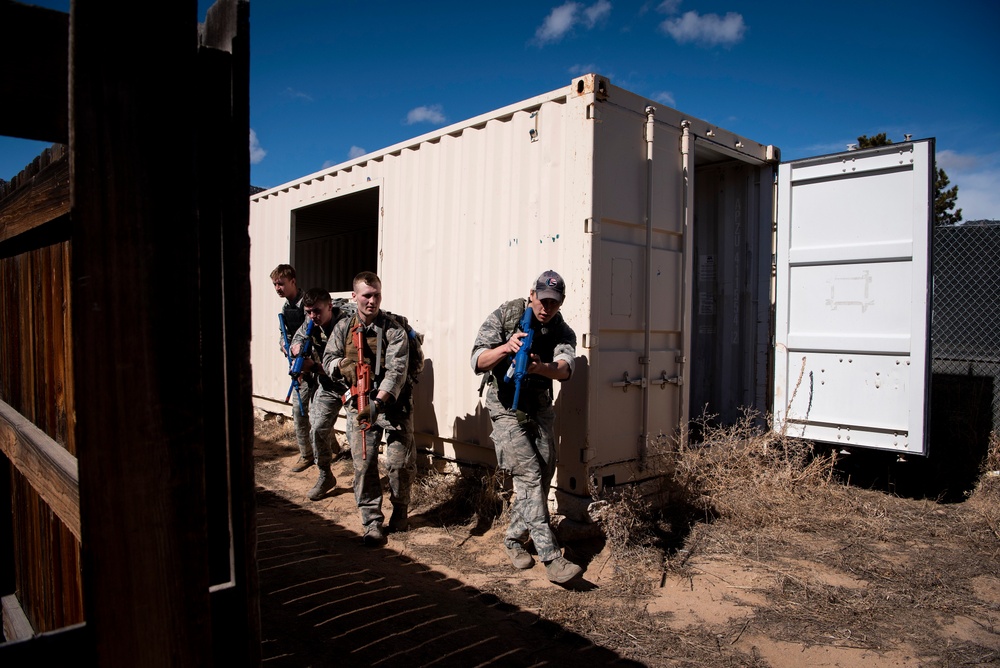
xmin=331 ymin=297 xmax=425 ymax=386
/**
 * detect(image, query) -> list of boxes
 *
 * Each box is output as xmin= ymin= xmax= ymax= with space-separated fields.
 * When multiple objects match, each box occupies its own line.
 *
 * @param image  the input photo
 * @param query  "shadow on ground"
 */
xmin=256 ymin=489 xmax=643 ymax=667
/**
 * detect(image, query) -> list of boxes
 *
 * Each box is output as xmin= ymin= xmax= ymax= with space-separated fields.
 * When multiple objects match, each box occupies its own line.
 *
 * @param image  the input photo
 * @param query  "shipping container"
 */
xmin=249 ymin=73 xmax=934 ymax=515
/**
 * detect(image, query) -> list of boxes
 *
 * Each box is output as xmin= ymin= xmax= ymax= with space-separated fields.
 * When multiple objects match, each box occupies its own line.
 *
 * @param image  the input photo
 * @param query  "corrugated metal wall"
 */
xmin=250 ymin=84 xmax=594 ymax=465
xmin=249 ymin=74 xmax=775 ymax=502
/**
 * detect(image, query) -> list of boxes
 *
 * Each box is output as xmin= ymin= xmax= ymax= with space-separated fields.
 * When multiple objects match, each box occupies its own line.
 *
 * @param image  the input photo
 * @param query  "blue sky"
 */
xmin=4 ymin=1 xmax=999 ymax=219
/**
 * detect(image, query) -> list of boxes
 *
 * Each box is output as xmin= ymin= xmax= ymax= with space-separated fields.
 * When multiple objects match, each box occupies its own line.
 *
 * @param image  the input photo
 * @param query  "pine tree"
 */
xmin=933 ymin=168 xmax=962 ymax=226
xmin=856 ymin=133 xmax=891 ymax=148
xmin=856 ymin=134 xmax=962 ymax=226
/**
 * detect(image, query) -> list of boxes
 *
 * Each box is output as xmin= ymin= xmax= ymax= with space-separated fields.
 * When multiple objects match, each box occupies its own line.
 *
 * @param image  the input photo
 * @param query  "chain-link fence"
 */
xmin=931 ymin=221 xmax=1000 ymax=443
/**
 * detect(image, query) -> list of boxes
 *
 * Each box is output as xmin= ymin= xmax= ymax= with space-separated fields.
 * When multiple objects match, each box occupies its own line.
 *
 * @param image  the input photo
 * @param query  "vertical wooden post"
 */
xmin=198 ymin=1 xmax=260 ymax=664
xmin=71 ymin=2 xmax=211 ymax=665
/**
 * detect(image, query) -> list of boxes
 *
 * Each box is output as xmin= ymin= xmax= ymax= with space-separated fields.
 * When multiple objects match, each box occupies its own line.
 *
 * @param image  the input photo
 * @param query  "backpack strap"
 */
xmin=479 ymin=298 xmax=527 ymax=396
xmin=374 ymin=318 xmax=384 ymax=376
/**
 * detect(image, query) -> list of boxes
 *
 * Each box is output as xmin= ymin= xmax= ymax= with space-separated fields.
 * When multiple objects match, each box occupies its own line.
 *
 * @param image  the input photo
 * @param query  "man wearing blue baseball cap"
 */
xmin=470 ymin=270 xmax=582 ymax=585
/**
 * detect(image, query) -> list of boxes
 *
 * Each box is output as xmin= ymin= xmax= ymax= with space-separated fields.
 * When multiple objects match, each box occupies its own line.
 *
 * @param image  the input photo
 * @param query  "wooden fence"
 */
xmin=0 ymin=1 xmax=258 ymax=665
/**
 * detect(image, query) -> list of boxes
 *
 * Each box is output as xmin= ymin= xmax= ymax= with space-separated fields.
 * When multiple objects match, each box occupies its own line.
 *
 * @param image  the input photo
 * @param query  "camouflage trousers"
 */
xmin=307 ymin=385 xmax=344 ymax=468
xmin=489 ymin=406 xmax=560 ymax=563
xmin=291 ymin=381 xmax=314 ymax=461
xmin=345 ymin=405 xmax=415 ymax=531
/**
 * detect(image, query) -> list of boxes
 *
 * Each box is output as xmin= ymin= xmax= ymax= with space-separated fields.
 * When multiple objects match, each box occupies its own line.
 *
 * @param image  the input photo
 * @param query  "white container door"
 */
xmin=773 ymin=140 xmax=934 ymax=454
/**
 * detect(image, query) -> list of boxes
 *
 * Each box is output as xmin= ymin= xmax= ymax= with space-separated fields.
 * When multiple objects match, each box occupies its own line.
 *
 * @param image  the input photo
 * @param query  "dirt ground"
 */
xmin=253 ymin=414 xmax=1000 ymax=667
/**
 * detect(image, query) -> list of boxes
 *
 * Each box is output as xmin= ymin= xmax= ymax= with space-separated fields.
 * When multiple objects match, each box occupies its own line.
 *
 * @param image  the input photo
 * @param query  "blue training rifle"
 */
xmin=280 ymin=315 xmax=313 ymax=413
xmin=504 ymin=306 xmax=534 ymax=412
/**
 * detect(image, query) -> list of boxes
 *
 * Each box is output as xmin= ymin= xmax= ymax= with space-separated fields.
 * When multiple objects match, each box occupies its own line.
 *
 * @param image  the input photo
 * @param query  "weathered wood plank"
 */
xmin=2 ymin=0 xmax=254 ymax=662
xmin=3 ymin=593 xmax=36 ymax=641
xmin=200 ymin=3 xmax=260 ymax=664
xmin=0 ymin=154 xmax=71 ymax=245
xmin=71 ymin=2 xmax=213 ymax=664
xmin=197 ymin=56 xmax=260 ymax=668
xmin=0 ymin=400 xmax=80 ymax=541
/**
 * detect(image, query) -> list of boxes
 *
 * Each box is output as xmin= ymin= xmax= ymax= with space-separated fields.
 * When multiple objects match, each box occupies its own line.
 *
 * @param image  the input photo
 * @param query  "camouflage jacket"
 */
xmin=278 ymin=292 xmax=306 ymax=352
xmin=470 ymin=298 xmax=576 ymax=415
xmin=290 ymin=308 xmax=349 ymax=394
xmin=324 ymin=311 xmax=410 ymax=404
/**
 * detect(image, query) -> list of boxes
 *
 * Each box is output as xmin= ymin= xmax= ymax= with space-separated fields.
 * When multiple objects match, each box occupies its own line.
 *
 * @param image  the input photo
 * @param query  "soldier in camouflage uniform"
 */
xmin=290 ymin=288 xmax=349 ymax=501
xmin=471 ymin=270 xmax=583 ymax=584
xmin=324 ymin=272 xmax=415 ymax=546
xmin=271 ymin=264 xmax=315 ymax=472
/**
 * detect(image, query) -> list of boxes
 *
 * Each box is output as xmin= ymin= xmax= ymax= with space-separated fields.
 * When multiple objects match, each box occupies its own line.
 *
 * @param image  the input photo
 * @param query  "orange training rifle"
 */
xmin=352 ymin=322 xmax=373 ymax=460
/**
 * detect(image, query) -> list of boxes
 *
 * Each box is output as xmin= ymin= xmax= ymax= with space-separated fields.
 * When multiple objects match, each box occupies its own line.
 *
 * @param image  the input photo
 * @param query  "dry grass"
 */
xmin=966 ymin=431 xmax=1000 ymax=540
xmin=645 ymin=414 xmax=1000 ymax=665
xmin=410 ymin=461 xmax=510 ymax=533
xmin=253 ymin=412 xmax=1000 ymax=666
xmin=472 ymin=412 xmax=999 ymax=665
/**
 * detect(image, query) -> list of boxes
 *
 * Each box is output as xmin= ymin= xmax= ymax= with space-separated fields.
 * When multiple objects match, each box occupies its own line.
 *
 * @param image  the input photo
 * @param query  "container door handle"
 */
xmin=611 ymin=371 xmax=645 ymax=392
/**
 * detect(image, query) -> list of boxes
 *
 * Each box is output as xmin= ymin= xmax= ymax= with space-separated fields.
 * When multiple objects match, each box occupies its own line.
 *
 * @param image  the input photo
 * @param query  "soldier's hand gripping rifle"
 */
xmin=504 ymin=306 xmax=534 ymax=412
xmin=283 ymin=317 xmax=314 ymax=413
xmin=352 ymin=322 xmax=374 ymax=460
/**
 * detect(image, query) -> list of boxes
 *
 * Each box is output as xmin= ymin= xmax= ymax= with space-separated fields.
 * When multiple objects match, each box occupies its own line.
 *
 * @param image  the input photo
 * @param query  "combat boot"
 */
xmin=290 ymin=457 xmax=314 ymax=472
xmin=307 ymin=467 xmax=335 ymax=501
xmin=387 ymin=504 xmax=409 ymax=533
xmin=504 ymin=542 xmax=534 ymax=570
xmin=544 ymin=556 xmax=582 ymax=584
xmin=363 ymin=524 xmax=386 ymax=546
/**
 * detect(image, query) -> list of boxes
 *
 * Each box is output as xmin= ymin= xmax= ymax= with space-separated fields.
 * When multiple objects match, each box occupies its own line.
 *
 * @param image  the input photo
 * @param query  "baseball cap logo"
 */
xmin=534 ymin=270 xmax=566 ymax=303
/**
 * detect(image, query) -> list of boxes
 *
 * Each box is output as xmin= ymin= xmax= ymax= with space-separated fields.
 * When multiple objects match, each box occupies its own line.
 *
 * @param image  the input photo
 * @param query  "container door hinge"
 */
xmin=582 ymin=333 xmax=597 ymax=348
xmin=584 ymin=217 xmax=599 ymax=234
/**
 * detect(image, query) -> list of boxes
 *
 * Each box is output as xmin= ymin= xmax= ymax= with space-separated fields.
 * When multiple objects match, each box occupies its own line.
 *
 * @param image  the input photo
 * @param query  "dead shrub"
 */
xmin=590 ymin=483 xmax=665 ymax=597
xmin=667 ymin=408 xmax=837 ymax=530
xmin=410 ymin=464 xmax=509 ymax=530
xmin=597 ymin=483 xmax=655 ymax=554
xmin=253 ymin=411 xmax=295 ymax=447
xmin=966 ymin=430 xmax=1000 ymax=536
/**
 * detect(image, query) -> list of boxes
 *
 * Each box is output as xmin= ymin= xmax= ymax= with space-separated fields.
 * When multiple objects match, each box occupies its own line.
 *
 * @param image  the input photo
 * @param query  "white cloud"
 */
xmin=583 ymin=0 xmax=612 ymax=28
xmin=946 ymin=161 xmax=1000 ymax=222
xmin=536 ymin=3 xmax=578 ymax=43
xmin=953 ymin=173 xmax=1000 ymax=221
xmin=936 ymin=149 xmax=980 ymax=172
xmin=249 ymin=129 xmax=266 ymax=164
xmin=653 ymin=90 xmax=676 ymax=107
xmin=405 ymin=105 xmax=446 ymax=125
xmin=657 ymin=0 xmax=682 ymax=14
xmin=660 ymin=10 xmax=746 ymax=47
xmin=569 ymin=63 xmax=599 ymax=76
xmin=282 ymin=87 xmax=313 ymax=102
xmin=535 ymin=1 xmax=611 ymax=45
xmin=321 ymin=146 xmax=368 ymax=169
xmin=804 ymin=141 xmax=854 ymax=155
xmin=928 ymin=149 xmax=1000 ymax=221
